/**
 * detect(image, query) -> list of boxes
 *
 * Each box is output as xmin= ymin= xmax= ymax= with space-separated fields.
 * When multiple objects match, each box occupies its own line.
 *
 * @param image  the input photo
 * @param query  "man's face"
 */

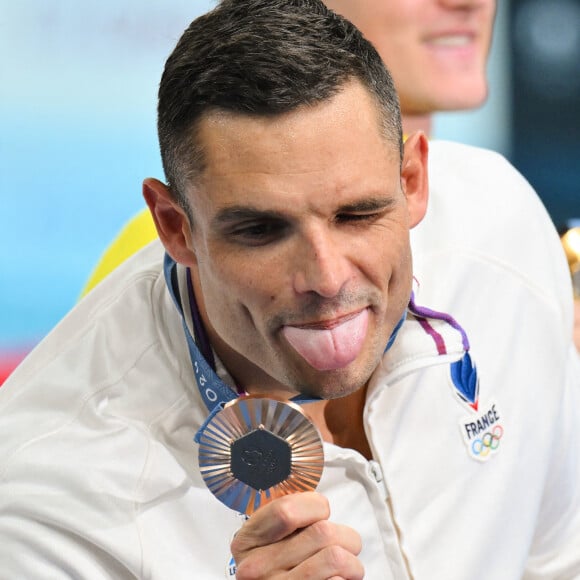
xmin=183 ymin=82 xmax=426 ymax=400
xmin=324 ymin=0 xmax=496 ymax=115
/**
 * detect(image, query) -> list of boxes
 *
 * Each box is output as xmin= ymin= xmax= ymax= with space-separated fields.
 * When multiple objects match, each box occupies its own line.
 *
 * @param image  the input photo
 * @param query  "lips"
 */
xmin=428 ymin=34 xmax=473 ymax=47
xmin=423 ymin=31 xmax=480 ymax=66
xmin=281 ymin=308 xmax=369 ymax=371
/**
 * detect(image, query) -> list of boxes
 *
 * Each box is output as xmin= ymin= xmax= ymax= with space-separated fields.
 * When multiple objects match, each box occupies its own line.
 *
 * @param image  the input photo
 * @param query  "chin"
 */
xmin=308 ymin=382 xmax=363 ymax=401
xmin=454 ymin=77 xmax=488 ymax=104
xmin=432 ymin=84 xmax=488 ymax=112
xmin=308 ymin=361 xmax=378 ymax=400
xmin=401 ymin=81 xmax=488 ymax=117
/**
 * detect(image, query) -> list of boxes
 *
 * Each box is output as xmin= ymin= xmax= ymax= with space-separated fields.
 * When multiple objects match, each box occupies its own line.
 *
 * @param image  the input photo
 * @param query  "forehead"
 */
xmin=193 ymin=82 xmax=400 ymax=209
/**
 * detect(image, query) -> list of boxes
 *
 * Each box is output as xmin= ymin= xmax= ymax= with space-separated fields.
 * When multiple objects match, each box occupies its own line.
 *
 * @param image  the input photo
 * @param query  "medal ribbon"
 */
xmin=408 ymin=291 xmax=470 ymax=354
xmin=407 ymin=291 xmax=478 ymax=407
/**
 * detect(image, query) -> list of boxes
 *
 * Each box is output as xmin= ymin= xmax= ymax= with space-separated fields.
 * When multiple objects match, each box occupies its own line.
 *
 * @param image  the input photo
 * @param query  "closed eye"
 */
xmin=225 ymin=218 xmax=290 ymax=246
xmin=335 ymin=211 xmax=386 ymax=225
xmin=334 ymin=196 xmax=395 ymax=226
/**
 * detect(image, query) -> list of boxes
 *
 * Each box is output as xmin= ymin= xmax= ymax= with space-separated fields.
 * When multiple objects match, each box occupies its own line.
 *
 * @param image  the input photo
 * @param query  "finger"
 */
xmin=233 ymin=515 xmax=362 ymax=579
xmin=291 ymin=544 xmax=365 ymax=580
xmin=236 ymin=519 xmax=362 ymax=575
xmin=279 ymin=519 xmax=362 ymax=570
xmin=232 ymin=492 xmax=330 ymax=553
xmin=235 ymin=543 xmax=364 ymax=580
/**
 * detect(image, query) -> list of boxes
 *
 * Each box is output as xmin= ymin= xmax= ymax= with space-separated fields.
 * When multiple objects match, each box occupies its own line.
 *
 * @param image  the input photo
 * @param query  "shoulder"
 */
xmin=425 ymin=140 xmax=544 ymax=228
xmin=413 ymin=140 xmax=573 ymax=332
xmin=0 ymin=240 xmax=189 ymax=444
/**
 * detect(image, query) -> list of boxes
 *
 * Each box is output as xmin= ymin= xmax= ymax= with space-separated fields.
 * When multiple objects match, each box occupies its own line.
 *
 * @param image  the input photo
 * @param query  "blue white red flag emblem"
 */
xmin=450 ymin=352 xmax=479 ymax=411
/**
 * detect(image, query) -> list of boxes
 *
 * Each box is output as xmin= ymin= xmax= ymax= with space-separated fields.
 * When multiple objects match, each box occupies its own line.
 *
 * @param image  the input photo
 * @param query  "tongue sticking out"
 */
xmin=281 ymin=309 xmax=369 ymax=371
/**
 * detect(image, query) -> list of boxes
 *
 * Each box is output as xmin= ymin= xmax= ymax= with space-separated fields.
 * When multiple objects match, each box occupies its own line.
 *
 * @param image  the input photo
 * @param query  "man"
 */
xmin=325 ymin=0 xmax=495 ymax=135
xmin=1 ymin=1 xmax=578 ymax=578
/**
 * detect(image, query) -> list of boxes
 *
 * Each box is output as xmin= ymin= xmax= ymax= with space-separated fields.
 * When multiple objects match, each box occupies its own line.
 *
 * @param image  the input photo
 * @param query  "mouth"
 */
xmin=288 ymin=309 xmax=366 ymax=331
xmin=427 ymin=34 xmax=473 ymax=47
xmin=281 ymin=308 xmax=370 ymax=371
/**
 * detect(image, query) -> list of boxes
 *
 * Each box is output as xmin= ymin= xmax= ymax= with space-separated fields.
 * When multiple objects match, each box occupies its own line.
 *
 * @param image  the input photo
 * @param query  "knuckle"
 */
xmin=323 ymin=544 xmax=351 ymax=569
xmin=323 ymin=545 xmax=365 ymax=579
xmin=351 ymin=530 xmax=363 ymax=555
xmin=234 ymin=558 xmax=264 ymax=580
xmin=309 ymin=519 xmax=335 ymax=544
xmin=229 ymin=533 xmax=244 ymax=555
xmin=230 ymin=527 xmax=254 ymax=556
xmin=270 ymin=495 xmax=301 ymax=527
xmin=271 ymin=492 xmax=330 ymax=529
xmin=319 ymin=494 xmax=331 ymax=518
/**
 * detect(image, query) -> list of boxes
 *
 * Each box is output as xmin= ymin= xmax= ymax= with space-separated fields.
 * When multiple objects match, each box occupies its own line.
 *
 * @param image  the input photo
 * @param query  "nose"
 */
xmin=292 ymin=228 xmax=352 ymax=298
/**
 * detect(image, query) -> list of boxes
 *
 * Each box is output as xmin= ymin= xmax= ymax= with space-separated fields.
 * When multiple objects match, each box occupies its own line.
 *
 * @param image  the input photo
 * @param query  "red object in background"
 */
xmin=0 ymin=351 xmax=28 ymax=386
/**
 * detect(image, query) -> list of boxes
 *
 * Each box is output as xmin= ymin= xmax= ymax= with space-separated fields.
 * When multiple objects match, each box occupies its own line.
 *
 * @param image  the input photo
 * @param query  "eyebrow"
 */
xmin=212 ymin=195 xmax=397 ymax=226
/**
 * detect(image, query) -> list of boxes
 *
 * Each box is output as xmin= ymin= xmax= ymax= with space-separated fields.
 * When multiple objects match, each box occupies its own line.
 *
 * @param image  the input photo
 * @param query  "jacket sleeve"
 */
xmin=0 ymin=390 xmax=147 ymax=579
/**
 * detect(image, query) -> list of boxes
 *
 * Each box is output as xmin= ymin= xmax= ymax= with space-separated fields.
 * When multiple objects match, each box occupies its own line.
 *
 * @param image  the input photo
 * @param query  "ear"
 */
xmin=142 ymin=178 xmax=197 ymax=267
xmin=401 ymin=131 xmax=429 ymax=228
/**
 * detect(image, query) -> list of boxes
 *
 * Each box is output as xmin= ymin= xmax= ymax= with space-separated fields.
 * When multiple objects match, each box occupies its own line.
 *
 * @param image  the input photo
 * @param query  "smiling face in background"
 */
xmin=325 ymin=0 xmax=496 ymax=121
xmin=163 ymin=82 xmax=428 ymax=400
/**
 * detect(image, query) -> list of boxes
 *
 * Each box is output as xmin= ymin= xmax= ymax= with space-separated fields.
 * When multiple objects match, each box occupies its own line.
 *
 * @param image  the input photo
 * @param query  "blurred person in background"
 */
xmin=326 ymin=0 xmax=494 ymax=134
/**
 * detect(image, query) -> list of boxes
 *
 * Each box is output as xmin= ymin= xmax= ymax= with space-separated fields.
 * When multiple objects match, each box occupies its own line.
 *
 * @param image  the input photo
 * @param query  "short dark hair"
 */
xmin=158 ymin=0 xmax=402 ymax=211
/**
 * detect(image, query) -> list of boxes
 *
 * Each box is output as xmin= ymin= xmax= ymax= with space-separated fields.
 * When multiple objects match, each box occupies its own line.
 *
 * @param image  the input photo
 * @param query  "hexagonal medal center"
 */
xmin=230 ymin=427 xmax=291 ymax=490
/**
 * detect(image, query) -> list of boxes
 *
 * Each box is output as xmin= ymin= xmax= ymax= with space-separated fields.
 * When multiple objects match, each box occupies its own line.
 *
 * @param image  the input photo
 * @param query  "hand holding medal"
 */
xmin=197 ymin=396 xmax=324 ymax=515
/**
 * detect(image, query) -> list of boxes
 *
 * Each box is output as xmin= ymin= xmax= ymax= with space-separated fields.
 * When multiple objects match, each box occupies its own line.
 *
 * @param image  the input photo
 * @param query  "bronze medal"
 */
xmin=197 ymin=396 xmax=324 ymax=515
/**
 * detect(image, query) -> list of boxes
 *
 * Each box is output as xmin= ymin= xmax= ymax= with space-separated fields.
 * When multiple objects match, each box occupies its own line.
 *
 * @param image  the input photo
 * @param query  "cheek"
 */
xmin=200 ymin=249 xmax=285 ymax=313
xmin=482 ymin=15 xmax=495 ymax=56
xmin=384 ymin=243 xmax=414 ymax=319
xmin=389 ymin=241 xmax=413 ymax=289
xmin=363 ymin=225 xmax=412 ymax=289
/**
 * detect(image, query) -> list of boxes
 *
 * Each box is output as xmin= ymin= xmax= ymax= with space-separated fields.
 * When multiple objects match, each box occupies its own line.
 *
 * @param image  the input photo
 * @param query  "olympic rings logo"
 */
xmin=471 ymin=425 xmax=503 ymax=457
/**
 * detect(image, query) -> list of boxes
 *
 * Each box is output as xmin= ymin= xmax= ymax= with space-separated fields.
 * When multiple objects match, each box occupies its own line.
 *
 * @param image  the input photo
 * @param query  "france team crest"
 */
xmin=450 ymin=353 xmax=504 ymax=462
xmin=459 ymin=399 xmax=504 ymax=462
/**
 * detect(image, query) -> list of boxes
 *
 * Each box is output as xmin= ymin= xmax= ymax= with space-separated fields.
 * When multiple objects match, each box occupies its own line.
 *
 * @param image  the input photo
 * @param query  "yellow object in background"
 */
xmin=81 ymin=209 xmax=157 ymax=296
xmin=561 ymin=226 xmax=580 ymax=298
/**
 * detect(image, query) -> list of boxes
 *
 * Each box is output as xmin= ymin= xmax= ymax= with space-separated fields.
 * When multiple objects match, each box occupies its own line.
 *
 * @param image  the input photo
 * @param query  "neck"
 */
xmin=302 ymin=386 xmax=372 ymax=459
xmin=402 ymin=113 xmax=432 ymax=137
